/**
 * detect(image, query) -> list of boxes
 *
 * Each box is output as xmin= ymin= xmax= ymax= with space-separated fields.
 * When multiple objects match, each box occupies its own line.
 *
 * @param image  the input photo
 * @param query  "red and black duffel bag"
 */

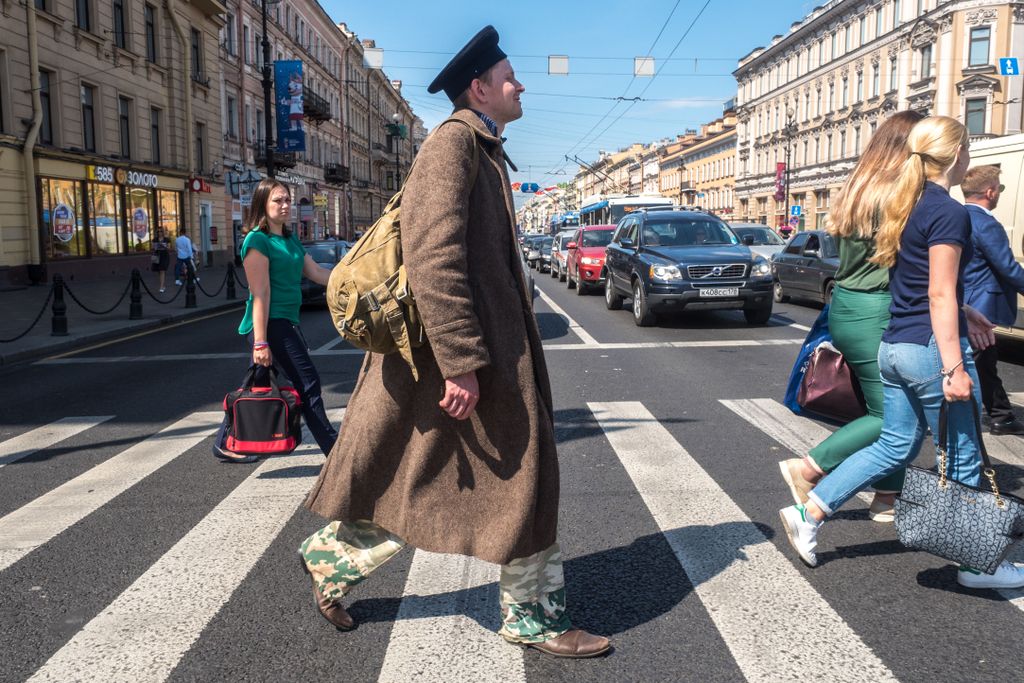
xmin=223 ymin=366 xmax=302 ymax=455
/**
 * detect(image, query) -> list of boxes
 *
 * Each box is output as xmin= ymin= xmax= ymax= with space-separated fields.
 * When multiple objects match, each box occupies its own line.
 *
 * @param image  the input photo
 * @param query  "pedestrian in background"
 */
xmin=299 ymin=26 xmax=610 ymax=658
xmin=151 ymin=228 xmax=171 ymax=293
xmin=962 ymin=165 xmax=1024 ymax=435
xmin=779 ymin=110 xmax=924 ymax=523
xmin=174 ymin=227 xmax=197 ymax=286
xmin=779 ymin=116 xmax=1024 ymax=589
xmin=213 ymin=178 xmax=337 ymax=463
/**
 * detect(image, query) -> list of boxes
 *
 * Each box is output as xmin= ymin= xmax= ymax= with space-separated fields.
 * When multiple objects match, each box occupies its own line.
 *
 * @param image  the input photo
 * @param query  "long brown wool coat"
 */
xmin=305 ymin=108 xmax=559 ymax=565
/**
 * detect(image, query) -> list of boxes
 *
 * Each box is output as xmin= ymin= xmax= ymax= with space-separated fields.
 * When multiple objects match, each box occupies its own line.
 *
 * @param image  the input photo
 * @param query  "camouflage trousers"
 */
xmin=299 ymin=520 xmax=571 ymax=644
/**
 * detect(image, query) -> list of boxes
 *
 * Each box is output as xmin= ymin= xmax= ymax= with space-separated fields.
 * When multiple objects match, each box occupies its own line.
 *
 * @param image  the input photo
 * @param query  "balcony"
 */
xmin=324 ymin=163 xmax=350 ymax=184
xmin=303 ymin=90 xmax=331 ymax=124
xmin=371 ymin=142 xmax=393 ymax=163
xmin=254 ymin=143 xmax=297 ymax=170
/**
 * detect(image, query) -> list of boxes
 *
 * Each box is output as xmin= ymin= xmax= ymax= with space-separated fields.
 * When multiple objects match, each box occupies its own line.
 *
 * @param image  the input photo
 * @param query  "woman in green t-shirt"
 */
xmin=778 ymin=111 xmax=924 ymax=520
xmin=215 ymin=179 xmax=336 ymax=463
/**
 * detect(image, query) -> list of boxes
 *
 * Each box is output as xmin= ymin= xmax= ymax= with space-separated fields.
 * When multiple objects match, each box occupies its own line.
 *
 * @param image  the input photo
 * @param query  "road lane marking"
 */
xmin=769 ymin=315 xmax=812 ymax=332
xmin=534 ymin=287 xmax=599 ymax=345
xmin=313 ymin=335 xmax=344 ymax=352
xmin=0 ymin=416 xmax=114 ymax=469
xmin=720 ymin=399 xmax=873 ymax=506
xmin=26 ymin=411 xmax=343 ymax=683
xmin=589 ymin=401 xmax=896 ymax=683
xmin=378 ymin=551 xmax=524 ymax=682
xmin=0 ymin=412 xmax=221 ymax=573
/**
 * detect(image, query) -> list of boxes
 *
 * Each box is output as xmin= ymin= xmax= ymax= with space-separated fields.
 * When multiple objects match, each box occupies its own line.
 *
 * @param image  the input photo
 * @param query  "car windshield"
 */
xmin=581 ymin=230 xmax=613 ymax=247
xmin=305 ymin=244 xmax=337 ymax=263
xmin=540 ymin=238 xmax=553 ymax=254
xmin=733 ymin=226 xmax=785 ymax=245
xmin=641 ymin=220 xmax=738 ymax=247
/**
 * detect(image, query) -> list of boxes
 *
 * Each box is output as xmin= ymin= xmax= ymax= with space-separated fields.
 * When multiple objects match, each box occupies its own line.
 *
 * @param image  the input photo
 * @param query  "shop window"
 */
xmin=81 ymin=84 xmax=96 ymax=152
xmin=41 ymin=178 xmax=87 ymax=259
xmin=39 ymin=70 xmax=53 ymax=145
xmin=127 ymin=187 xmax=154 ymax=252
xmin=158 ymin=191 xmax=181 ymax=241
xmin=966 ymin=98 xmax=986 ymax=135
xmin=969 ymin=27 xmax=990 ymax=67
xmin=90 ymin=183 xmax=124 ymax=256
xmin=145 ymin=4 xmax=157 ymax=63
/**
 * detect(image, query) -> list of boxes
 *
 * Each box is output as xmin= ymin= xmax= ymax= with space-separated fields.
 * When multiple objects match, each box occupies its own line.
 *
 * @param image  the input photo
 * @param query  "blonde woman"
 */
xmin=779 ymin=116 xmax=1024 ymax=589
xmin=779 ymin=111 xmax=923 ymax=521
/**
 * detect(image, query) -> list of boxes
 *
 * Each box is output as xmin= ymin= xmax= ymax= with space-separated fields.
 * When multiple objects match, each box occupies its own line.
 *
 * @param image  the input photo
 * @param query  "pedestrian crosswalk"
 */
xmin=3 ymin=399 xmax=1024 ymax=681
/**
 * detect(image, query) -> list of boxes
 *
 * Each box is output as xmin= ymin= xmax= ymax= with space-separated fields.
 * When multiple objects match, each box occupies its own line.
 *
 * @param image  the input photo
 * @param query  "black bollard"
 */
xmin=129 ymin=269 xmax=143 ymax=320
xmin=51 ymin=275 xmax=69 ymax=336
xmin=226 ymin=263 xmax=237 ymax=300
xmin=185 ymin=268 xmax=197 ymax=308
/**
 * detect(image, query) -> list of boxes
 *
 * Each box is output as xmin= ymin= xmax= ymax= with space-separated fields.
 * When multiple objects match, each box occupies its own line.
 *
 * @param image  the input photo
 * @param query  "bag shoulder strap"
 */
xmin=939 ymin=397 xmax=993 ymax=471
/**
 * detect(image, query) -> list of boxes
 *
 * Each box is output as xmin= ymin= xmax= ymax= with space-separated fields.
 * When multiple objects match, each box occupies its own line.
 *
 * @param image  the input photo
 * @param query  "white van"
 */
xmin=953 ymin=133 xmax=1024 ymax=337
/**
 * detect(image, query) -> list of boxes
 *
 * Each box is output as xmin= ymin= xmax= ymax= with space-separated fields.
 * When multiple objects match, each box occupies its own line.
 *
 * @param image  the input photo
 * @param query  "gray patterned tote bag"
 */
xmin=895 ymin=399 xmax=1024 ymax=574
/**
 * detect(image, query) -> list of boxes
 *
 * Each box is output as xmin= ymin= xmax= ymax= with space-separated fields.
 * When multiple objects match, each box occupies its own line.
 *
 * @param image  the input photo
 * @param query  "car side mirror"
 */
xmin=742 ymin=235 xmax=755 ymax=246
xmin=804 ymin=248 xmax=820 ymax=258
xmin=566 ymin=241 xmax=577 ymax=250
xmin=619 ymin=237 xmax=635 ymax=249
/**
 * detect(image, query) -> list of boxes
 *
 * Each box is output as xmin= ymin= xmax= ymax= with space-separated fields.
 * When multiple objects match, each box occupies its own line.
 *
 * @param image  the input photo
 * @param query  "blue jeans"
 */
xmin=218 ymin=318 xmax=339 ymax=456
xmin=808 ymin=336 xmax=983 ymax=515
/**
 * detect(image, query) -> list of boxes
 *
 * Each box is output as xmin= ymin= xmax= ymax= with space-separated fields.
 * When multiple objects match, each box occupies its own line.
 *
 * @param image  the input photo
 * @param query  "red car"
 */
xmin=566 ymin=224 xmax=616 ymax=295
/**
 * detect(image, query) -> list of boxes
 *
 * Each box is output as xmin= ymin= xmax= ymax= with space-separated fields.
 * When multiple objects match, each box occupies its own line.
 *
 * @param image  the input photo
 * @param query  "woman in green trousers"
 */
xmin=778 ymin=111 xmax=924 ymax=521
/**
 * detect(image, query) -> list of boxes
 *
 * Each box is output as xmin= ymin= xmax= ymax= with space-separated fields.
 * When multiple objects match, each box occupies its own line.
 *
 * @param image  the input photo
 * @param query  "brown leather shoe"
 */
xmin=299 ymin=557 xmax=355 ymax=630
xmin=526 ymin=628 xmax=611 ymax=658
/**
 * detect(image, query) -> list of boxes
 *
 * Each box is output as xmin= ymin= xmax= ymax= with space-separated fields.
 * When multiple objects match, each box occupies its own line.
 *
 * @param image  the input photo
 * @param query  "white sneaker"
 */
xmin=779 ymin=504 xmax=819 ymax=567
xmin=957 ymin=561 xmax=1024 ymax=589
xmin=175 ymin=279 xmax=182 ymax=286
xmin=159 ymin=287 xmax=165 ymax=293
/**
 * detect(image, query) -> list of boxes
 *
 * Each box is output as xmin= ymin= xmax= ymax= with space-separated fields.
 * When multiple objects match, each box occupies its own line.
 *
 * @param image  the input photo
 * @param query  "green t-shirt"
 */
xmin=237 ymin=230 xmax=306 ymax=334
xmin=835 ymin=234 xmax=889 ymax=293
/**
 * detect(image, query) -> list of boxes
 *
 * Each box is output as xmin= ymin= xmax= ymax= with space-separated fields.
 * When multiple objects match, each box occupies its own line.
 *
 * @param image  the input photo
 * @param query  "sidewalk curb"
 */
xmin=0 ymin=300 xmax=244 ymax=369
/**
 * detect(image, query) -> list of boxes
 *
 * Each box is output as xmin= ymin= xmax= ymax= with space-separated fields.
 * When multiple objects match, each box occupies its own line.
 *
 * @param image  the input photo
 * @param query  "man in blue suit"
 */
xmin=963 ymin=165 xmax=1024 ymax=435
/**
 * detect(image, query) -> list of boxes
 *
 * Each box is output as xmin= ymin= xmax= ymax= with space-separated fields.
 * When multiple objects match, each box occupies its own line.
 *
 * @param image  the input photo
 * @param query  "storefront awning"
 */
xmin=580 ymin=200 xmax=608 ymax=215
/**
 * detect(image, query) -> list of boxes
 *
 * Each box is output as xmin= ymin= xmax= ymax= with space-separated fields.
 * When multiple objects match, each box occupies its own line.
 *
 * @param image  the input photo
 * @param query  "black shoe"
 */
xmin=213 ymin=443 xmax=258 ymax=463
xmin=990 ymin=419 xmax=1024 ymax=436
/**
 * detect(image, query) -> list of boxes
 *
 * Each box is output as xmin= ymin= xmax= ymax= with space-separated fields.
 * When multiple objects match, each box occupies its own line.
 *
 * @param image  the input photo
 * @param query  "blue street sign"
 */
xmin=1000 ymin=57 xmax=1019 ymax=76
xmin=791 ymin=205 xmax=802 ymax=217
xmin=520 ymin=183 xmax=540 ymax=193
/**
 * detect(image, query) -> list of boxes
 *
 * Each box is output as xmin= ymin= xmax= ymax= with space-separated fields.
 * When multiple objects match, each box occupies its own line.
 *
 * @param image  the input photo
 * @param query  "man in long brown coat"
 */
xmin=298 ymin=26 xmax=611 ymax=658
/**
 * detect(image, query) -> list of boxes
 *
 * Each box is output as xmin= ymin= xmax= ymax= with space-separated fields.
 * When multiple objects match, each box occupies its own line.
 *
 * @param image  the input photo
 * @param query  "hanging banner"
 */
xmin=274 ymin=60 xmax=306 ymax=153
xmin=774 ymin=162 xmax=786 ymax=202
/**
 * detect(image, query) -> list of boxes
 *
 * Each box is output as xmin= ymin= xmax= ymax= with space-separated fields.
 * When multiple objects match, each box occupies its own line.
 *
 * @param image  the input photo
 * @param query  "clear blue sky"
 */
xmin=322 ymin=0 xmax=818 ymax=189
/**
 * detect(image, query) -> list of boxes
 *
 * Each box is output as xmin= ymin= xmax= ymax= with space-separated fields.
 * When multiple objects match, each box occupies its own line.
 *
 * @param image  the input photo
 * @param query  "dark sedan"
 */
xmin=771 ymin=230 xmax=840 ymax=305
xmin=603 ymin=209 xmax=774 ymax=326
xmin=301 ymin=240 xmax=350 ymax=305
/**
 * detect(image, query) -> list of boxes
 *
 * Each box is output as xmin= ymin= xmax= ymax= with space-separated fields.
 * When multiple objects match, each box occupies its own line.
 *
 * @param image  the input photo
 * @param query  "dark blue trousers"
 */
xmin=219 ymin=318 xmax=339 ymax=456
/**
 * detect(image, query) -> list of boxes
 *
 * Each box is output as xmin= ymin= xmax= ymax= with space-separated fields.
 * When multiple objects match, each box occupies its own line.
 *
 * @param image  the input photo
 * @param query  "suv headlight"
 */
xmin=581 ymin=256 xmax=598 ymax=265
xmin=751 ymin=257 xmax=771 ymax=277
xmin=649 ymin=264 xmax=682 ymax=280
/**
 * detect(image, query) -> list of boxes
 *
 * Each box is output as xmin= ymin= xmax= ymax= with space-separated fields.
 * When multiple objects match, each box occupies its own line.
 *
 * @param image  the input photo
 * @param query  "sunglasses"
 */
xmin=998 ymin=184 xmax=1006 ymax=192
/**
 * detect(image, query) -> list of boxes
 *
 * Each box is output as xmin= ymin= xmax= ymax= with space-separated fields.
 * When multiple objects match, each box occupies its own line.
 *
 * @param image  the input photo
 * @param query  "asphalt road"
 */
xmin=3 ymin=268 xmax=1024 ymax=682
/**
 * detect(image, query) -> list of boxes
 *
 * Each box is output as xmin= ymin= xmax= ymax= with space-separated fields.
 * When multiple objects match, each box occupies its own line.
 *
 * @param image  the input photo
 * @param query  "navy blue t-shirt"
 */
xmin=882 ymin=182 xmax=972 ymax=345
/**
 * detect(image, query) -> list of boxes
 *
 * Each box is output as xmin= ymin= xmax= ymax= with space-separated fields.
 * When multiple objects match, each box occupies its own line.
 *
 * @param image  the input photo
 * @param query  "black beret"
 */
xmin=428 ymin=25 xmax=507 ymax=102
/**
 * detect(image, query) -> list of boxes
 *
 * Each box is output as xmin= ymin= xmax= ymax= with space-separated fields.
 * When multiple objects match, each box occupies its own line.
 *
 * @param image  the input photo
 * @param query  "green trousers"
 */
xmin=807 ymin=285 xmax=904 ymax=493
xmin=299 ymin=520 xmax=572 ymax=644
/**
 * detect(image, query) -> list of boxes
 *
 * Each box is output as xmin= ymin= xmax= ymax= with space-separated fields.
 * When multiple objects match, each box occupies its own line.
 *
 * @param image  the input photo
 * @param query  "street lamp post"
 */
xmin=782 ymin=106 xmax=798 ymax=229
xmin=391 ymin=112 xmax=401 ymax=189
xmin=260 ymin=0 xmax=278 ymax=178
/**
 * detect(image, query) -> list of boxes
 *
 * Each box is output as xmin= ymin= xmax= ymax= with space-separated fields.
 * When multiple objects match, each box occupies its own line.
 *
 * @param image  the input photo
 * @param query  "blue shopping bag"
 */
xmin=783 ymin=305 xmax=831 ymax=417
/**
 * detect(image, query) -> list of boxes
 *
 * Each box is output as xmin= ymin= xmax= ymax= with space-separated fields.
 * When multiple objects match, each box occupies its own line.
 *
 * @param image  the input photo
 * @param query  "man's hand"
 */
xmin=439 ymin=371 xmax=480 ymax=420
xmin=963 ymin=304 xmax=997 ymax=351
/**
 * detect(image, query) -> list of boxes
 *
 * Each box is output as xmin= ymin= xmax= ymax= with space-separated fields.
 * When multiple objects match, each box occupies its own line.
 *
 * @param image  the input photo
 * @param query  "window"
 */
xmin=856 ymin=71 xmax=864 ymax=101
xmin=145 ymin=4 xmax=157 ymax=62
xmin=872 ymin=64 xmax=880 ymax=96
xmin=118 ymin=96 xmax=131 ymax=158
xmin=969 ymin=27 xmax=991 ymax=67
xmin=224 ymin=13 xmax=236 ymax=55
xmin=81 ymin=84 xmax=96 ymax=152
xmin=920 ymin=44 xmax=932 ymax=80
xmin=889 ymin=56 xmax=898 ymax=91
xmin=386 ymin=171 xmax=394 ymax=191
xmin=190 ymin=28 xmax=202 ymax=79
xmin=855 ymin=125 xmax=862 ymax=154
xmin=39 ymin=70 xmax=53 ymax=144
xmin=841 ymin=77 xmax=848 ymax=107
xmin=815 ymin=88 xmax=822 ymax=116
xmin=785 ymin=233 xmax=809 ymax=254
xmin=839 ymin=130 xmax=847 ymax=158
xmin=150 ymin=108 xmax=161 ymax=164
xmin=226 ymin=95 xmax=237 ymax=139
xmin=195 ymin=121 xmax=206 ymax=172
xmin=244 ymin=103 xmax=251 ymax=142
xmin=966 ymin=98 xmax=986 ymax=135
xmin=255 ymin=33 xmax=264 ymax=69
xmin=876 ymin=7 xmax=883 ymax=38
xmin=819 ymin=39 xmax=825 ymax=66
xmin=893 ymin=0 xmax=902 ymax=28
xmin=825 ymin=133 xmax=832 ymax=161
xmin=860 ymin=16 xmax=867 ymax=45
xmin=831 ymin=33 xmax=837 ymax=60
xmin=844 ymin=25 xmax=851 ymax=54
xmin=75 ymin=0 xmax=90 ymax=31
xmin=828 ymin=83 xmax=835 ymax=111
xmin=35 ymin=0 xmax=46 ymax=9
xmin=113 ymin=0 xmax=126 ymax=49
xmin=243 ymin=24 xmax=250 ymax=64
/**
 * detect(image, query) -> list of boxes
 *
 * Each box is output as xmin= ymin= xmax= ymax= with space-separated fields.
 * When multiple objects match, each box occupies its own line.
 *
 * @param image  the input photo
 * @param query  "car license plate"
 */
xmin=699 ymin=287 xmax=739 ymax=297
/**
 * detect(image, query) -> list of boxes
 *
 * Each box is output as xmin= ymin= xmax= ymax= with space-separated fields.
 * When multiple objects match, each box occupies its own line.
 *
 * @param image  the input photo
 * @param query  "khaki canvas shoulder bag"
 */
xmin=326 ymin=118 xmax=480 ymax=380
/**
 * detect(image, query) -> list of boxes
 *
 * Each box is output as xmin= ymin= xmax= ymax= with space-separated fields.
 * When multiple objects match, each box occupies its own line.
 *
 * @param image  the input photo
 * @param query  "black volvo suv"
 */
xmin=602 ymin=208 xmax=774 ymax=326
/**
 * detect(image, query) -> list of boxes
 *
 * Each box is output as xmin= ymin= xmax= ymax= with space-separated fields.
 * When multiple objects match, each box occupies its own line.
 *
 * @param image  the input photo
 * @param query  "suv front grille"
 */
xmin=687 ymin=263 xmax=747 ymax=279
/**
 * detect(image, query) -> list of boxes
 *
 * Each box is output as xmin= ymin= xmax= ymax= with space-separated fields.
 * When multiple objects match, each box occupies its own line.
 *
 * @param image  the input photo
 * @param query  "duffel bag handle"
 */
xmin=241 ymin=364 xmax=283 ymax=394
xmin=938 ymin=397 xmax=1002 ymax=506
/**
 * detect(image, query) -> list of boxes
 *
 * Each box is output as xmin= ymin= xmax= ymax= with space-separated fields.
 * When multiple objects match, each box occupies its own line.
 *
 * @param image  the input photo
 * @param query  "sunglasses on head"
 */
xmin=998 ymin=184 xmax=1006 ymax=192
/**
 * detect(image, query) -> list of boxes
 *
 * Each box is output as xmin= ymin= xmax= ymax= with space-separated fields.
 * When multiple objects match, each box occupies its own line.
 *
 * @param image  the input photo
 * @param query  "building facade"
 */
xmin=0 ymin=0 xmax=228 ymax=285
xmin=734 ymin=0 xmax=1024 ymax=229
xmin=655 ymin=109 xmax=737 ymax=217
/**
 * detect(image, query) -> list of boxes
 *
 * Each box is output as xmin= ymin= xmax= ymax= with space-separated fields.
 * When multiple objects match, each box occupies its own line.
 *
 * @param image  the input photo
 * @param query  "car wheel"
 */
xmin=567 ymin=269 xmax=576 ymax=289
xmin=559 ymin=267 xmax=567 ymax=282
xmin=550 ymin=263 xmax=558 ymax=278
xmin=823 ymin=280 xmax=835 ymax=305
xmin=576 ymin=277 xmax=589 ymax=295
xmin=605 ymin=277 xmax=623 ymax=310
xmin=773 ymin=280 xmax=790 ymax=303
xmin=632 ymin=280 xmax=656 ymax=326
xmin=744 ymin=304 xmax=773 ymax=325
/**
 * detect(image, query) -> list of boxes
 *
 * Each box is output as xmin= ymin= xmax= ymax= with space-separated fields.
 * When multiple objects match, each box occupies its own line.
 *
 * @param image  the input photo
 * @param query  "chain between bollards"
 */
xmin=51 ymin=274 xmax=68 ymax=337
xmin=185 ymin=267 xmax=197 ymax=309
xmin=226 ymin=263 xmax=237 ymax=300
xmin=129 ymin=269 xmax=143 ymax=320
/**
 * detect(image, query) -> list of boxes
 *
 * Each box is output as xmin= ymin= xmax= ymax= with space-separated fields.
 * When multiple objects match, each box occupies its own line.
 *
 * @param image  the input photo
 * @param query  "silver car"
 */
xmin=549 ymin=229 xmax=577 ymax=282
xmin=729 ymin=223 xmax=787 ymax=261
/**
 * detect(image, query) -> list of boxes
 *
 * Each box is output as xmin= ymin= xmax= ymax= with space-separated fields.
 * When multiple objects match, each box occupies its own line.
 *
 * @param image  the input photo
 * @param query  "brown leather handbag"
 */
xmin=797 ymin=341 xmax=867 ymax=424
